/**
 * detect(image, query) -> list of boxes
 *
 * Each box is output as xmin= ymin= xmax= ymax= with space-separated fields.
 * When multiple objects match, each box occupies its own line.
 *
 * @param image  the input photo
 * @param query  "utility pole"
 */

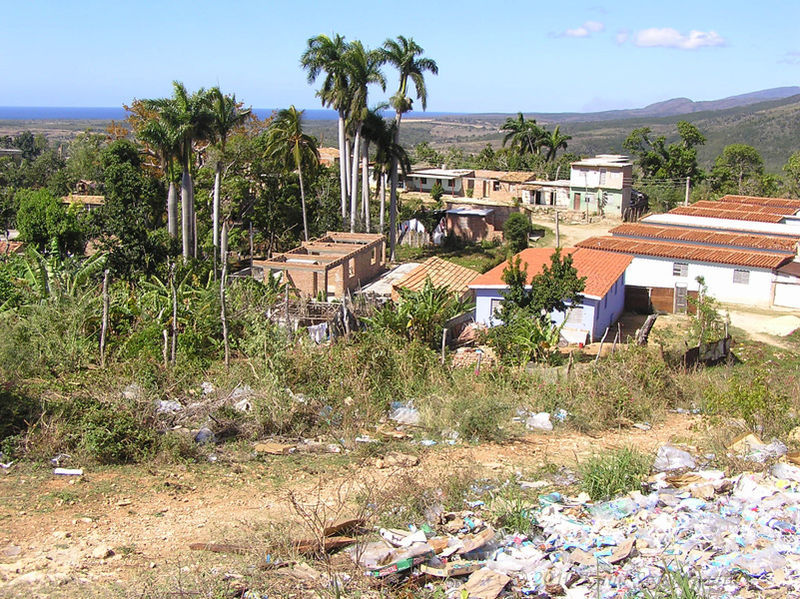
xmin=685 ymin=177 xmax=691 ymax=206
xmin=555 ymin=211 xmax=560 ymax=248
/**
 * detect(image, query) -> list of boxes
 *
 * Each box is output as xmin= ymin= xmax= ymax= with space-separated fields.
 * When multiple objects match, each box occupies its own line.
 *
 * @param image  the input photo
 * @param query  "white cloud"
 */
xmin=564 ymin=20 xmax=605 ymax=38
xmin=615 ymin=29 xmax=629 ymax=44
xmin=633 ymin=28 xmax=725 ymax=49
xmin=780 ymin=51 xmax=800 ymax=65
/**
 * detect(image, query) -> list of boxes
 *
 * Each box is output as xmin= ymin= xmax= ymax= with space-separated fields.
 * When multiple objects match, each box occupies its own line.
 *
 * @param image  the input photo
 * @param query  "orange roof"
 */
xmin=690 ymin=200 xmax=798 ymax=216
xmin=469 ymin=247 xmax=631 ymax=298
xmin=0 ymin=240 xmax=23 ymax=254
xmin=609 ymin=223 xmax=799 ymax=253
xmin=669 ymin=205 xmax=787 ymax=223
xmin=577 ymin=236 xmax=791 ymax=270
xmin=719 ymin=195 xmax=800 ymax=209
xmin=393 ymin=257 xmax=480 ymax=298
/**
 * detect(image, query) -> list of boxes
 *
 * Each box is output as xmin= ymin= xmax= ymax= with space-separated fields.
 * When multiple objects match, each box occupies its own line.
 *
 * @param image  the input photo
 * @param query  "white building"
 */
xmin=403 ymin=168 xmax=474 ymax=196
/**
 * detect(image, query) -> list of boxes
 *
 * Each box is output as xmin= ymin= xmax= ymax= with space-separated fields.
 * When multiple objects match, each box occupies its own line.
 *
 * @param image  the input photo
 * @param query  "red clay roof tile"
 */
xmin=609 ymin=223 xmax=799 ymax=253
xmin=469 ymin=247 xmax=631 ymax=298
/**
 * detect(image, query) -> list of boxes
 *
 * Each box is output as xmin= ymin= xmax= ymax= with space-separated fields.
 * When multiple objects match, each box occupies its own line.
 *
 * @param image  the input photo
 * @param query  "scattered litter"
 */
xmin=354 ymin=435 xmax=377 ymax=444
xmin=50 ymin=453 xmax=71 ymax=466
xmin=254 ymin=442 xmax=295 ymax=455
xmin=525 ymin=412 xmax=553 ymax=431
xmin=375 ymin=452 xmax=419 ymax=469
xmin=193 ymin=428 xmax=216 ymax=444
xmin=156 ymin=399 xmax=183 ymax=414
xmin=633 ymin=422 xmax=651 ymax=431
xmin=230 ymin=384 xmax=252 ymax=400
xmin=53 ymin=468 xmax=83 ymax=476
xmin=121 ymin=383 xmax=142 ymax=400
xmin=233 ymin=398 xmax=252 ymax=413
xmin=389 ymin=402 xmax=421 ymax=426
xmin=460 ymin=567 xmax=510 ymax=599
xmin=652 ymin=444 xmax=696 ymax=471
xmin=420 ymin=439 xmax=437 ymax=446
xmin=201 ymin=381 xmax=215 ymax=395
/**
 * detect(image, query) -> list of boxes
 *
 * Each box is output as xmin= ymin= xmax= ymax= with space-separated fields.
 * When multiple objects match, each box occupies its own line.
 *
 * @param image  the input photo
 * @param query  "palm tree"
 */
xmin=265 ymin=106 xmax=319 ymax=242
xmin=344 ymin=42 xmax=386 ymax=232
xmin=144 ymin=82 xmax=213 ymax=259
xmin=501 ymin=113 xmax=545 ymax=156
xmin=542 ymin=125 xmax=572 ymax=162
xmin=209 ymin=87 xmax=251 ymax=271
xmin=361 ymin=104 xmax=390 ymax=231
xmin=381 ymin=36 xmax=438 ymax=260
xmin=137 ymin=115 xmax=181 ymax=238
xmin=370 ymin=119 xmax=410 ymax=233
xmin=301 ymin=34 xmax=351 ymax=223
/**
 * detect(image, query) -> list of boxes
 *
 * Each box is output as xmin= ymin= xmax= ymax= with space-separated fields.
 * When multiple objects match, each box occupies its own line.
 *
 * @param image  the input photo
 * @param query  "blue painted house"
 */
xmin=468 ymin=247 xmax=632 ymax=343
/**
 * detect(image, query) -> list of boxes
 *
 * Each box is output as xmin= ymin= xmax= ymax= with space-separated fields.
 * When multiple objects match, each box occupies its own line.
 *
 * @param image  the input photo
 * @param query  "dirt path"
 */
xmin=528 ymin=214 xmax=619 ymax=248
xmin=0 ymin=413 xmax=700 ymax=596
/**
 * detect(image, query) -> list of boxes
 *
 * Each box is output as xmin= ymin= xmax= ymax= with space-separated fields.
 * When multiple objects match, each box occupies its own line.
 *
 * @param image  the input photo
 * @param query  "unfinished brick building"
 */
xmin=253 ymin=232 xmax=386 ymax=299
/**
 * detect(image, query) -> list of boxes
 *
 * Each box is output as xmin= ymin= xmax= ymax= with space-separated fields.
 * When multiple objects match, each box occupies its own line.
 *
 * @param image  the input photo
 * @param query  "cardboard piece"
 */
xmin=323 ymin=518 xmax=365 ymax=537
xmin=569 ymin=537 xmax=634 ymax=567
xmin=420 ymin=560 xmax=485 ymax=578
xmin=457 ymin=526 xmax=495 ymax=555
xmin=459 ymin=567 xmax=511 ymax=599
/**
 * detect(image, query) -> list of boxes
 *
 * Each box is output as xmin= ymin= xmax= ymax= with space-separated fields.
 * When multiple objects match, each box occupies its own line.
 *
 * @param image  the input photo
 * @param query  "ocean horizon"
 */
xmin=0 ymin=106 xmax=463 ymax=121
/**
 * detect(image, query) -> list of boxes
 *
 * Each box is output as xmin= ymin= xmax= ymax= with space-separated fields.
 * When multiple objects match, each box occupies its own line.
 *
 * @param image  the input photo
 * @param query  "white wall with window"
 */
xmin=624 ymin=255 xmax=775 ymax=306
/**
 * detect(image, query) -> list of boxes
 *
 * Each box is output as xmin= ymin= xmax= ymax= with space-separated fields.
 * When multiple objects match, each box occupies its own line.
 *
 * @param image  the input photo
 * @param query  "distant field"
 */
xmin=4 ymin=93 xmax=800 ymax=172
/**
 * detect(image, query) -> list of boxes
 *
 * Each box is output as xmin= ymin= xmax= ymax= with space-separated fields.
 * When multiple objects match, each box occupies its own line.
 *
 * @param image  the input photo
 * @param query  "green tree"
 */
xmin=496 ymin=249 xmax=585 ymax=324
xmin=65 ymin=131 xmax=106 ymax=184
xmin=503 ymin=212 xmax=532 ymax=254
xmin=301 ymin=34 xmax=352 ymax=223
xmin=143 ymin=82 xmax=214 ymax=259
xmin=623 ymin=121 xmax=705 ymax=181
xmin=784 ymin=151 xmax=800 ymax=198
xmin=208 ymin=87 xmax=251 ymax=269
xmin=265 ymin=106 xmax=320 ymax=242
xmin=542 ymin=125 xmax=572 ymax=162
xmin=343 ymin=41 xmax=386 ymax=232
xmin=711 ymin=144 xmax=765 ymax=195
xmin=15 ymin=188 xmax=84 ymax=256
xmin=500 ymin=113 xmax=545 ymax=156
xmin=381 ymin=35 xmax=438 ymax=260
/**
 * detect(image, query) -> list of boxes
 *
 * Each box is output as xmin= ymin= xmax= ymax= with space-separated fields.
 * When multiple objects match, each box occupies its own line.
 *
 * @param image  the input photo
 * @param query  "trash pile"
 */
xmin=340 ymin=445 xmax=800 ymax=598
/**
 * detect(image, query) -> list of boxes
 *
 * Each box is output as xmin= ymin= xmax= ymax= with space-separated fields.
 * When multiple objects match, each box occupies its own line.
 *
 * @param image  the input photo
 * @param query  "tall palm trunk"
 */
xmin=298 ymin=166 xmax=309 ymax=242
xmin=337 ymin=114 xmax=347 ymax=221
xmin=167 ymin=181 xmax=178 ymax=238
xmin=344 ymin=138 xmax=352 ymax=197
xmin=362 ymin=140 xmax=370 ymax=232
xmin=389 ymin=111 xmax=403 ymax=261
xmin=379 ymin=172 xmax=386 ymax=232
xmin=213 ymin=163 xmax=222 ymax=264
xmin=350 ymin=126 xmax=361 ymax=233
xmin=181 ymin=168 xmax=193 ymax=259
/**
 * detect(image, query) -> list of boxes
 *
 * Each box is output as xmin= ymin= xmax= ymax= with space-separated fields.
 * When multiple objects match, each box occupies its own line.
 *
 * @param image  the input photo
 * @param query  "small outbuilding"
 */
xmin=391 ymin=257 xmax=480 ymax=302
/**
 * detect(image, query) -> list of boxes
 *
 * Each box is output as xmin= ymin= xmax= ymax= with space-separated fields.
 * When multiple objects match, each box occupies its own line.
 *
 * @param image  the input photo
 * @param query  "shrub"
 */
xmin=703 ymin=373 xmax=793 ymax=437
xmin=580 ymin=447 xmax=652 ymax=501
xmin=503 ymin=212 xmax=532 ymax=254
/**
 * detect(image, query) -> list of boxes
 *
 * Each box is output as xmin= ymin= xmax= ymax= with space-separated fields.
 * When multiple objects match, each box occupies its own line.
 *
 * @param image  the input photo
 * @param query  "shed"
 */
xmin=391 ymin=257 xmax=480 ymax=302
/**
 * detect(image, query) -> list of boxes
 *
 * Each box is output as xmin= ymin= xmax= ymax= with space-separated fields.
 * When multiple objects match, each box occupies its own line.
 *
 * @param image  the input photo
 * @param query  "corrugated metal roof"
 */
xmin=609 ymin=223 xmax=799 ymax=253
xmin=469 ymin=247 xmax=632 ymax=298
xmin=394 ymin=257 xmax=480 ymax=297
xmin=669 ymin=205 xmax=787 ymax=223
xmin=577 ymin=236 xmax=791 ymax=269
xmin=719 ymin=195 xmax=800 ymax=209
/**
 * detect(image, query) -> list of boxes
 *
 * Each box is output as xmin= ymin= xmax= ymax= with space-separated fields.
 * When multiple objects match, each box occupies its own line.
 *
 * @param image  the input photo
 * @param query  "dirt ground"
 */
xmin=528 ymin=213 xmax=618 ymax=248
xmin=0 ymin=413 xmax=702 ymax=597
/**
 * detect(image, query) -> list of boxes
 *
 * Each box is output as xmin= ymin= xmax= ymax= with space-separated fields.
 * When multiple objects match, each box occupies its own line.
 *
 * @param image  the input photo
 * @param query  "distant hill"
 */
xmin=304 ymin=90 xmax=800 ymax=173
xmin=463 ymin=86 xmax=800 ymax=124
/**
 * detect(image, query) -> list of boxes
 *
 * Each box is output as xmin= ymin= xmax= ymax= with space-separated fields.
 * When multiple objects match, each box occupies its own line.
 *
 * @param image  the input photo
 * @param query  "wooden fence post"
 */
xmin=220 ymin=223 xmax=230 ymax=368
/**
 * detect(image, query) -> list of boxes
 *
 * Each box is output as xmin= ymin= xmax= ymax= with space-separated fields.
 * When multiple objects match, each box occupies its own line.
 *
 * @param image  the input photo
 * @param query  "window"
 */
xmin=420 ymin=177 xmax=427 ymax=185
xmin=733 ymin=269 xmax=750 ymax=284
xmin=599 ymin=169 xmax=607 ymax=185
xmin=347 ymin=260 xmax=354 ymax=278
xmin=673 ymin=263 xmax=688 ymax=277
xmin=490 ymin=298 xmax=503 ymax=318
xmin=492 ymin=181 xmax=500 ymax=191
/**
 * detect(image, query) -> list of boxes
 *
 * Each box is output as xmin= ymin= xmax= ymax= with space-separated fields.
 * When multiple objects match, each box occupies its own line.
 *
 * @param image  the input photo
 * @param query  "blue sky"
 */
xmin=1 ymin=0 xmax=798 ymax=113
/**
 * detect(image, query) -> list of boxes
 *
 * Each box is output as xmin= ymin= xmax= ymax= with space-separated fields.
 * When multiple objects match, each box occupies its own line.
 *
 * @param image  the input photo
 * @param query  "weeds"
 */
xmin=643 ymin=562 xmax=708 ymax=599
xmin=580 ymin=447 xmax=652 ymax=501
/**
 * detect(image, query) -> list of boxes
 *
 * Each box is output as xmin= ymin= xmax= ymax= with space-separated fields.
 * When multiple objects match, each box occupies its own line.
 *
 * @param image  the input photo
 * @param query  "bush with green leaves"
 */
xmin=503 ymin=212 xmax=532 ymax=254
xmin=703 ymin=373 xmax=793 ymax=437
xmin=580 ymin=447 xmax=652 ymax=501
xmin=485 ymin=311 xmax=563 ymax=367
xmin=15 ymin=188 xmax=85 ymax=256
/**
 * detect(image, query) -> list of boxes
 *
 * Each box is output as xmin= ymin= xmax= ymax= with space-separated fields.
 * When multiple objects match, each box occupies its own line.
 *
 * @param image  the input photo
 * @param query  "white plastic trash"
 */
xmin=526 ymin=413 xmax=553 ymax=431
xmin=652 ymin=444 xmax=696 ymax=471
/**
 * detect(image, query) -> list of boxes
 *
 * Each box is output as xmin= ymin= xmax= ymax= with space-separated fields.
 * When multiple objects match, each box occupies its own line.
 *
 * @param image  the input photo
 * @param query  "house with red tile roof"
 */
xmin=469 ymin=247 xmax=632 ymax=343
